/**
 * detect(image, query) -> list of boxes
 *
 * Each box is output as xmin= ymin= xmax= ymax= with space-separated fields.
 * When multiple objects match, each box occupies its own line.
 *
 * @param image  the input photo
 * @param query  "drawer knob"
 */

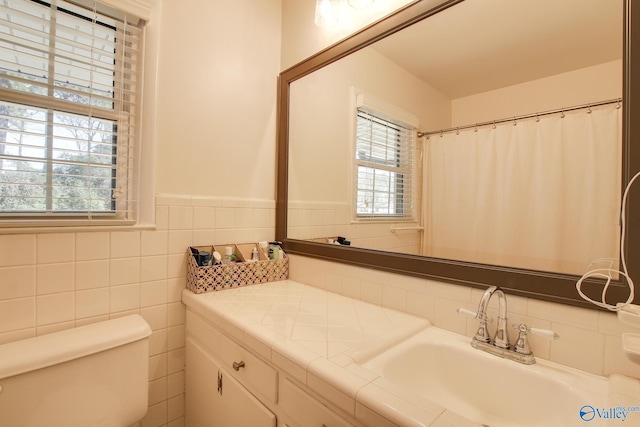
xmin=232 ymin=360 xmax=245 ymax=371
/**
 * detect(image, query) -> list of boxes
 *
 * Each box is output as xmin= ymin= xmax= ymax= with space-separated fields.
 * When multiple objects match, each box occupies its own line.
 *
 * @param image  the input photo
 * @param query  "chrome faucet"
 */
xmin=457 ymin=285 xmax=559 ymax=365
xmin=474 ymin=285 xmax=510 ymax=349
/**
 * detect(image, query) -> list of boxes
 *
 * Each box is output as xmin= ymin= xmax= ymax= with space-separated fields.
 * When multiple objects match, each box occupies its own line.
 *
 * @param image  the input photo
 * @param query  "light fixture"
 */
xmin=314 ymin=0 xmax=340 ymax=28
xmin=348 ymin=0 xmax=375 ymax=8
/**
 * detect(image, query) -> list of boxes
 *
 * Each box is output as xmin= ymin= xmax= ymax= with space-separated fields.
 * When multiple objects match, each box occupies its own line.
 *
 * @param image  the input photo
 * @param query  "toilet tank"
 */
xmin=0 ymin=315 xmax=152 ymax=427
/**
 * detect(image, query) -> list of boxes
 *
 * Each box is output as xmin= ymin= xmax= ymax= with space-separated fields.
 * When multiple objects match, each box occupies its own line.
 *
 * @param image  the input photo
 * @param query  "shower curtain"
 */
xmin=423 ymin=103 xmax=622 ymax=275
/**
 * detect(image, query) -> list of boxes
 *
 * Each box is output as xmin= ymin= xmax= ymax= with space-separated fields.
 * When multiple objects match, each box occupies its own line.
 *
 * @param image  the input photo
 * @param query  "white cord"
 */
xmin=576 ymin=171 xmax=640 ymax=311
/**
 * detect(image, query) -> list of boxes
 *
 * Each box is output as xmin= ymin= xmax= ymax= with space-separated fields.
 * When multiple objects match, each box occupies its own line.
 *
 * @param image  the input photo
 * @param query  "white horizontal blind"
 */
xmin=0 ymin=0 xmax=142 ymax=222
xmin=355 ymin=110 xmax=416 ymax=219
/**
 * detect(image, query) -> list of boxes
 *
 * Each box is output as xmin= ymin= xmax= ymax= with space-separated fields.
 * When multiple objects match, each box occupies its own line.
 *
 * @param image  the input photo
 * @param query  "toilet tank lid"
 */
xmin=0 ymin=315 xmax=152 ymax=380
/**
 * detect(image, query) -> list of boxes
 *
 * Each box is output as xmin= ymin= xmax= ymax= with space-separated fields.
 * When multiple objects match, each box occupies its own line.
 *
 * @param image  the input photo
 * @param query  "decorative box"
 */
xmin=186 ymin=244 xmax=288 ymax=294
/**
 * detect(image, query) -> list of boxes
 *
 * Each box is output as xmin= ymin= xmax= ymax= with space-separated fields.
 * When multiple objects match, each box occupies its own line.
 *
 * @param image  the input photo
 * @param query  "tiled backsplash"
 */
xmin=287 ymin=200 xmax=421 ymax=254
xmin=0 ymin=194 xmax=275 ymax=427
xmin=288 ymin=253 xmax=640 ymax=380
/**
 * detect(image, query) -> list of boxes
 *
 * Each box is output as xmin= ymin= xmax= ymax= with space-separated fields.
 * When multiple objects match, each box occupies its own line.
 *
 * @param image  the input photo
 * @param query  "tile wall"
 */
xmin=0 ymin=194 xmax=275 ymax=427
xmin=288 ymin=200 xmax=421 ymax=255
xmin=288 ymin=253 xmax=640 ymax=380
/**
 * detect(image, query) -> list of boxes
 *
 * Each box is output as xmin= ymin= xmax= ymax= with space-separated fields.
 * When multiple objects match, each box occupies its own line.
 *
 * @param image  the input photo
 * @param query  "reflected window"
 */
xmin=354 ymin=110 xmax=415 ymax=219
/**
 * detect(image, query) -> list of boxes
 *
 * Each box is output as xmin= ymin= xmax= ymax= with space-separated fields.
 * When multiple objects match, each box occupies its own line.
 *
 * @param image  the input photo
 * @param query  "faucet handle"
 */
xmin=512 ymin=323 xmax=559 ymax=356
xmin=512 ymin=323 xmax=559 ymax=340
xmin=457 ymin=307 xmax=493 ymax=322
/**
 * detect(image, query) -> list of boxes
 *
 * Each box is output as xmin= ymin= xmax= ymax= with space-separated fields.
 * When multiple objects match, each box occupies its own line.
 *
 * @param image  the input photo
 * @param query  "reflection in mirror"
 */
xmin=287 ymin=0 xmax=623 ymax=276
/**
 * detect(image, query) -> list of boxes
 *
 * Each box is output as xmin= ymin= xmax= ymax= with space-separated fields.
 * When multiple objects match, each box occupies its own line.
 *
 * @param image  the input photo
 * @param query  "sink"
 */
xmin=358 ymin=326 xmax=616 ymax=427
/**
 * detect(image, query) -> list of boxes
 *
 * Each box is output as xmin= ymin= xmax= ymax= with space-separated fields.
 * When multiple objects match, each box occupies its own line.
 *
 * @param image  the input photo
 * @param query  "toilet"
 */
xmin=0 ymin=315 xmax=152 ymax=427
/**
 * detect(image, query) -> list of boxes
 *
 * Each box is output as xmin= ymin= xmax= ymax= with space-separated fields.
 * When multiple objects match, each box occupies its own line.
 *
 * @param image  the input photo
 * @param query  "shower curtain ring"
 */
xmin=535 ymin=113 xmax=540 ymax=122
xmin=560 ymin=109 xmax=565 ymax=118
xmin=513 ymin=117 xmax=517 ymax=126
xmin=492 ymin=121 xmax=496 ymax=129
xmin=587 ymin=105 xmax=592 ymax=114
xmin=456 ymin=127 xmax=459 ymax=135
xmin=474 ymin=124 xmax=478 ymax=132
xmin=440 ymin=130 xmax=443 ymax=137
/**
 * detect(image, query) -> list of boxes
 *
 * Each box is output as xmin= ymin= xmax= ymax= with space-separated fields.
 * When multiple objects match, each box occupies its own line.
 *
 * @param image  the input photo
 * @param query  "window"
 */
xmin=354 ymin=109 xmax=416 ymax=219
xmin=0 ymin=0 xmax=143 ymax=224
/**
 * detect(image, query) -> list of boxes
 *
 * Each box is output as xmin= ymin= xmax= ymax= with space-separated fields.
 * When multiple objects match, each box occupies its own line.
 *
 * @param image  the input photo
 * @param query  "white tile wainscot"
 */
xmin=182 ymin=280 xmax=484 ymax=427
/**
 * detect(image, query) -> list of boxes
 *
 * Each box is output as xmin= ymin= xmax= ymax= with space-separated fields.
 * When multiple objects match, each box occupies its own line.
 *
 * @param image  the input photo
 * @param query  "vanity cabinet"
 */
xmin=184 ymin=308 xmax=356 ymax=427
xmin=185 ymin=337 xmax=276 ymax=427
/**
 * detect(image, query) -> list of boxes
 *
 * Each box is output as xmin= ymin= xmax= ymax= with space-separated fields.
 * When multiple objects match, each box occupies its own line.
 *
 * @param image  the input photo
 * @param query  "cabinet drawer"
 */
xmin=280 ymin=378 xmax=354 ymax=427
xmin=218 ymin=332 xmax=278 ymax=403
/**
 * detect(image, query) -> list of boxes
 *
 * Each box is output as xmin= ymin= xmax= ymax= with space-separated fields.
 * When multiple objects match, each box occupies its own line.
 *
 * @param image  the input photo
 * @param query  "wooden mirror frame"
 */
xmin=276 ymin=0 xmax=640 ymax=309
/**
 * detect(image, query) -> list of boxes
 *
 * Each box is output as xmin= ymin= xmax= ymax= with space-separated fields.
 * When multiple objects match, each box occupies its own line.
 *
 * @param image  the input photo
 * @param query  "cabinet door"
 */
xmin=186 ymin=337 xmax=223 ymax=427
xmin=218 ymin=367 xmax=276 ymax=427
xmin=186 ymin=337 xmax=276 ymax=427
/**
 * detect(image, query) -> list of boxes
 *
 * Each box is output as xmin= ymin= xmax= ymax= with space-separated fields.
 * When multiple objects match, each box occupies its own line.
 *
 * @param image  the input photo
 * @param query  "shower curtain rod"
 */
xmin=417 ymin=97 xmax=622 ymax=138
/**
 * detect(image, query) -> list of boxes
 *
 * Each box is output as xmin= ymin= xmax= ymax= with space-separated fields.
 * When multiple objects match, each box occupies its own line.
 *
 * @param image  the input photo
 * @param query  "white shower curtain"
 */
xmin=424 ymin=103 xmax=622 ymax=275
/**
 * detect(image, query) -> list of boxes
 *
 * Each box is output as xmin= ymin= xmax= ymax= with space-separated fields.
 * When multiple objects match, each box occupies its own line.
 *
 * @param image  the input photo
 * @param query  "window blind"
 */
xmin=355 ymin=110 xmax=416 ymax=219
xmin=0 ymin=0 xmax=143 ymax=223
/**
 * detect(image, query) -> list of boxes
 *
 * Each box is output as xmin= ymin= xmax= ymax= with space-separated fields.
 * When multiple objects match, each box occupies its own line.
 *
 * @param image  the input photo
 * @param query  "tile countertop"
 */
xmin=182 ymin=279 xmax=483 ymax=427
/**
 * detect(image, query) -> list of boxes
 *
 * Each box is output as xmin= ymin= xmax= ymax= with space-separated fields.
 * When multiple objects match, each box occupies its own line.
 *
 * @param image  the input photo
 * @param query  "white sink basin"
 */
xmin=358 ymin=326 xmax=616 ymax=427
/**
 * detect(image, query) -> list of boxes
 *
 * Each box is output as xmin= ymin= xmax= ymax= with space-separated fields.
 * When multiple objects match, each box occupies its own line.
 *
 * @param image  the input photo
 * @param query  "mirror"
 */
xmin=276 ymin=0 xmax=640 ymax=308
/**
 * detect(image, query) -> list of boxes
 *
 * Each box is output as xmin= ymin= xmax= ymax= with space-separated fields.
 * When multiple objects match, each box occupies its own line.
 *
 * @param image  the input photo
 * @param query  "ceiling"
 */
xmin=372 ymin=0 xmax=623 ymax=99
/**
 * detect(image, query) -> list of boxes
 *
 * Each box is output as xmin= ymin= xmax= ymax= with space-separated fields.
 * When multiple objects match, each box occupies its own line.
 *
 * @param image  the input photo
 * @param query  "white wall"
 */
xmin=0 ymin=2 xmax=282 ymax=427
xmin=451 ymin=60 xmax=622 ymax=126
xmin=155 ymin=0 xmax=281 ymax=200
